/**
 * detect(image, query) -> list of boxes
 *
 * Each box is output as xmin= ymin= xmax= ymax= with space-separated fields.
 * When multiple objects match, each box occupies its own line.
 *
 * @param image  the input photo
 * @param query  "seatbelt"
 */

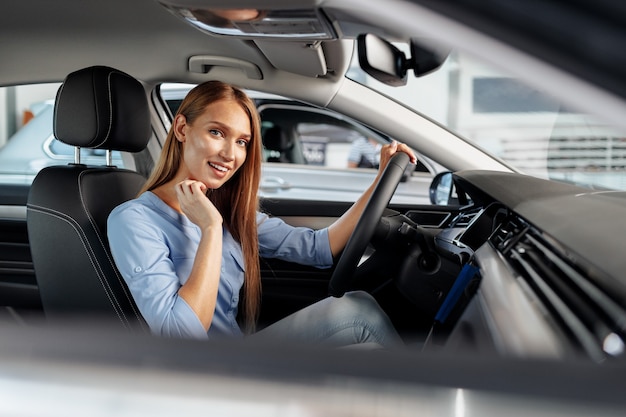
xmin=421 ymin=262 xmax=480 ymax=351
xmin=434 ymin=262 xmax=480 ymax=324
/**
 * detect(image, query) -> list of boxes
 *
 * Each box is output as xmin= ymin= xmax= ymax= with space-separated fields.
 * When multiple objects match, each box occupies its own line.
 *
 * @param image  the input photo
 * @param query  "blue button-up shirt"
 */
xmin=107 ymin=191 xmax=333 ymax=340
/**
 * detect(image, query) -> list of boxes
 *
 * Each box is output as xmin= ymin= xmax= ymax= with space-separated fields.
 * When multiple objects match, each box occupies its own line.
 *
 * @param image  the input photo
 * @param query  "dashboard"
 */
xmin=410 ymin=170 xmax=626 ymax=362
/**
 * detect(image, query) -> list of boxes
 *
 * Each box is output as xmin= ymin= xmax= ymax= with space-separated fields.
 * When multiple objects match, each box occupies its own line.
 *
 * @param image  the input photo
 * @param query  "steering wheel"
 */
xmin=328 ymin=152 xmax=410 ymax=297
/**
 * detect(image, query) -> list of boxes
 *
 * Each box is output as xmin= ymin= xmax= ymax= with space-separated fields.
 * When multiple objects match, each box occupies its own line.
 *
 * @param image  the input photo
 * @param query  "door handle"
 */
xmin=260 ymin=176 xmax=291 ymax=192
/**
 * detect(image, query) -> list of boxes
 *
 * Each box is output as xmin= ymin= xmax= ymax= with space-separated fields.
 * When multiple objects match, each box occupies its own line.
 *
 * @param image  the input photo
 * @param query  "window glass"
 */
xmin=159 ymin=83 xmax=434 ymax=204
xmin=296 ymin=122 xmax=360 ymax=167
xmin=258 ymin=106 xmax=382 ymax=168
xmin=348 ymin=47 xmax=626 ymax=191
xmin=160 ymin=84 xmax=392 ymax=169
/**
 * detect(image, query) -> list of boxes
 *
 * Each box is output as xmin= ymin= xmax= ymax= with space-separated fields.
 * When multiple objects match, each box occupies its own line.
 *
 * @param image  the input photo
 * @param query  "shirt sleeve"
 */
xmin=256 ymin=212 xmax=333 ymax=268
xmin=107 ymin=204 xmax=208 ymax=340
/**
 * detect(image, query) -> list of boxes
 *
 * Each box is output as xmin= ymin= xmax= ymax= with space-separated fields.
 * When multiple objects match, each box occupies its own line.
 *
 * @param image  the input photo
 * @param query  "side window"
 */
xmin=46 ymin=136 xmax=124 ymax=163
xmin=157 ymin=84 xmax=433 ymax=203
xmin=258 ymin=105 xmax=384 ymax=169
xmin=296 ymin=122 xmax=364 ymax=167
xmin=159 ymin=83 xmax=194 ymax=117
xmin=0 ymin=83 xmax=125 ymax=186
xmin=158 ymin=83 xmax=398 ymax=170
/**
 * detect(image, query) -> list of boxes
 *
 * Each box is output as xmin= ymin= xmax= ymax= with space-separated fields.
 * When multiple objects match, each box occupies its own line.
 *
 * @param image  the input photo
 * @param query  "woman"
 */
xmin=107 ymin=81 xmax=416 ymax=347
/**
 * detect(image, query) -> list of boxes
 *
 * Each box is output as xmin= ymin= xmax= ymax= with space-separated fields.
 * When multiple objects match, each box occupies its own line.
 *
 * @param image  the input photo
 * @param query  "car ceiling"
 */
xmin=0 ymin=0 xmax=262 ymax=85
xmin=1 ymin=0 xmax=626 ymax=129
xmin=0 ymin=0 xmax=354 ymax=106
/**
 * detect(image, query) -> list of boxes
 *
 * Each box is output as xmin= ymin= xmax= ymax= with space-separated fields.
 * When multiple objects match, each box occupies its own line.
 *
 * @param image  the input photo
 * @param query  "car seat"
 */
xmin=263 ymin=126 xmax=293 ymax=163
xmin=26 ymin=66 xmax=151 ymax=331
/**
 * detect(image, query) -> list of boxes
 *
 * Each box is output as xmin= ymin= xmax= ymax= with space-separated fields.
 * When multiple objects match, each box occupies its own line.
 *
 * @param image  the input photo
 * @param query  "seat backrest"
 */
xmin=26 ymin=66 xmax=152 ymax=331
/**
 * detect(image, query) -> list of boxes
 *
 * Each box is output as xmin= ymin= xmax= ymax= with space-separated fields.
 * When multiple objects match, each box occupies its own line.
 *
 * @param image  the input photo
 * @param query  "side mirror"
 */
xmin=429 ymin=172 xmax=457 ymax=205
xmin=357 ymin=34 xmax=450 ymax=86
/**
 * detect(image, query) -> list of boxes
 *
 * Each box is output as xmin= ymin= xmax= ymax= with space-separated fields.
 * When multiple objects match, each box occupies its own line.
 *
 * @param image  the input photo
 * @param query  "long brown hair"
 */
xmin=141 ymin=81 xmax=262 ymax=333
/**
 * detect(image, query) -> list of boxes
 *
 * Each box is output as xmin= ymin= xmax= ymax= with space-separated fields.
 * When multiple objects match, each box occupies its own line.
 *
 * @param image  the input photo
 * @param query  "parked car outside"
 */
xmin=0 ymin=99 xmax=124 ymax=185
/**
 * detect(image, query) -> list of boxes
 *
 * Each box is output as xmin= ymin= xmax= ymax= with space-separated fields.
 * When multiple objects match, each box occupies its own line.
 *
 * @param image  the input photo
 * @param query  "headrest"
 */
xmin=263 ymin=126 xmax=293 ymax=152
xmin=54 ymin=66 xmax=151 ymax=152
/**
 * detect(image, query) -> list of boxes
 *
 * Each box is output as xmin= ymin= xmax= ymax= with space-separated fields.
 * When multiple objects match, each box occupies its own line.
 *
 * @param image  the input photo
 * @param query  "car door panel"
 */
xmin=261 ymin=163 xmax=432 ymax=204
xmin=257 ymin=197 xmax=428 ymax=326
xmin=258 ymin=197 xmax=347 ymax=326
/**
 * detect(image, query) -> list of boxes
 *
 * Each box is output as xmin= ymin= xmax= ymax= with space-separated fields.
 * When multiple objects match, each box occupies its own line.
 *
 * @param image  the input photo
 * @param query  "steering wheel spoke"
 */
xmin=328 ymin=152 xmax=410 ymax=297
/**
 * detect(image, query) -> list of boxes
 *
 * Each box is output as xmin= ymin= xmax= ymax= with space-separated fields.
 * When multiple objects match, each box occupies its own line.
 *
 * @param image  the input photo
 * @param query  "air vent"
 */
xmin=450 ymin=208 xmax=482 ymax=227
xmin=490 ymin=216 xmax=528 ymax=254
xmin=496 ymin=222 xmax=626 ymax=361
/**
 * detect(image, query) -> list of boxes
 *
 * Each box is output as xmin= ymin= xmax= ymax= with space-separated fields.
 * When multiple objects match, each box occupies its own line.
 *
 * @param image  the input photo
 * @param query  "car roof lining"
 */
xmin=3 ymin=0 xmax=626 ymax=132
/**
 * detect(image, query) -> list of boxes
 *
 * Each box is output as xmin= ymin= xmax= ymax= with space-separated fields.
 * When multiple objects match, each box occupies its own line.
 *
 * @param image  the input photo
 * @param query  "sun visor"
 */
xmin=255 ymin=40 xmax=327 ymax=77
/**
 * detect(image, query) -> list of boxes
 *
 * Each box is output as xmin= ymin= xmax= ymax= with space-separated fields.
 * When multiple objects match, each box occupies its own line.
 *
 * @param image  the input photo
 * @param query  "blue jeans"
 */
xmin=253 ymin=291 xmax=402 ymax=348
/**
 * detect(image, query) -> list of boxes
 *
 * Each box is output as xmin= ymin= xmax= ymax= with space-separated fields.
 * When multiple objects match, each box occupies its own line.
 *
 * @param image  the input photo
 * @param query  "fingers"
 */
xmin=175 ymin=179 xmax=209 ymax=212
xmin=176 ymin=179 xmax=207 ymax=196
xmin=381 ymin=140 xmax=417 ymax=164
xmin=175 ymin=179 xmax=222 ymax=228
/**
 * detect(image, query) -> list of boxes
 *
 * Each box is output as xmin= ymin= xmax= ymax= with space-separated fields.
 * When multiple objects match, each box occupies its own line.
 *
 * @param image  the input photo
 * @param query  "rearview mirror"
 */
xmin=409 ymin=39 xmax=449 ymax=78
xmin=357 ymin=34 xmax=449 ymax=86
xmin=357 ymin=34 xmax=407 ymax=86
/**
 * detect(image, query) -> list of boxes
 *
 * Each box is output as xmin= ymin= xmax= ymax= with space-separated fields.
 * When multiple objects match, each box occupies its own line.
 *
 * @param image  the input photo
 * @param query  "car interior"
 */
xmin=0 ymin=0 xmax=625 ymax=371
xmin=262 ymin=126 xmax=298 ymax=164
xmin=2 ymin=2 xmax=626 ymax=415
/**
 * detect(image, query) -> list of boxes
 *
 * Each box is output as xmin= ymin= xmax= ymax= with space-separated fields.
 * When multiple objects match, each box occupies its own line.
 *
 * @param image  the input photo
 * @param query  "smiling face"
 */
xmin=173 ymin=98 xmax=251 ymax=189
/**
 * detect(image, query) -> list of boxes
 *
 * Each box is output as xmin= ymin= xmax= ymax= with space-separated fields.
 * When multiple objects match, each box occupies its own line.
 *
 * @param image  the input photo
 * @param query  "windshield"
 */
xmin=349 ymin=47 xmax=626 ymax=191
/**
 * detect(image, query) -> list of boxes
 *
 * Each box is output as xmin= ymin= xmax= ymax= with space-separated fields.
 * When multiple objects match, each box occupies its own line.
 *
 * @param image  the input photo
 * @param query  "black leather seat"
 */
xmin=26 ymin=66 xmax=151 ymax=331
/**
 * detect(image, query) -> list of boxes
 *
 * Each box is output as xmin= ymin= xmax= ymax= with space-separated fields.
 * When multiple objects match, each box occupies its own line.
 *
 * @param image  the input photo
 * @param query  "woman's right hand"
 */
xmin=174 ymin=179 xmax=223 ymax=332
xmin=175 ymin=179 xmax=223 ymax=231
